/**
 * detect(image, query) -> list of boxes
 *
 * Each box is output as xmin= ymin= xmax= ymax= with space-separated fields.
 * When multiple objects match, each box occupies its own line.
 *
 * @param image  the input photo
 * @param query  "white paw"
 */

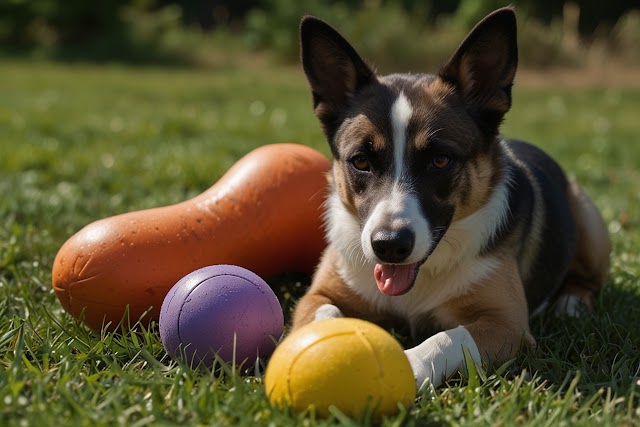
xmin=554 ymin=294 xmax=583 ymax=317
xmin=313 ymin=304 xmax=344 ymax=322
xmin=404 ymin=349 xmax=436 ymax=389
xmin=404 ymin=326 xmax=482 ymax=391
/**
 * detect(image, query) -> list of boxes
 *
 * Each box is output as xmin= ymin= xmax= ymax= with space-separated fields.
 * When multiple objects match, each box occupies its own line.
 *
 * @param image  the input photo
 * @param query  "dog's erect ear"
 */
xmin=439 ymin=7 xmax=518 ymax=135
xmin=300 ymin=16 xmax=376 ymax=143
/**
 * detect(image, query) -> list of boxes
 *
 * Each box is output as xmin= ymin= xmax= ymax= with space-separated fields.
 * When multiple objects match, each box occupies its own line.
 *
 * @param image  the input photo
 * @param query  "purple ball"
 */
xmin=159 ymin=265 xmax=284 ymax=367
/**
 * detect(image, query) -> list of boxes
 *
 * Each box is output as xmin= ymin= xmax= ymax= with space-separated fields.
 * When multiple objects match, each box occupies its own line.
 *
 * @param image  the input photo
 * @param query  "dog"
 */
xmin=291 ymin=6 xmax=611 ymax=389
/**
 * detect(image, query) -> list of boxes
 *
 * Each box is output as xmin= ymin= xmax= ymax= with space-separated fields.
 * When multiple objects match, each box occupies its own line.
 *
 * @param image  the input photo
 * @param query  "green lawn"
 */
xmin=0 ymin=60 xmax=638 ymax=426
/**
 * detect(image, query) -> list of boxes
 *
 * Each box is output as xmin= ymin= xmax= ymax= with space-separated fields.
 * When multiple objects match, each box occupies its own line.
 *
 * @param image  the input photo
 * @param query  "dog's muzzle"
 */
xmin=370 ymin=227 xmax=421 ymax=296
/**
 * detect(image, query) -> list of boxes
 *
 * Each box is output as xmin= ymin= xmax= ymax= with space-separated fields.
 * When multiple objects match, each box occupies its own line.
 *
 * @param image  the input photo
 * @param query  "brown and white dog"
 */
xmin=292 ymin=7 xmax=611 ymax=389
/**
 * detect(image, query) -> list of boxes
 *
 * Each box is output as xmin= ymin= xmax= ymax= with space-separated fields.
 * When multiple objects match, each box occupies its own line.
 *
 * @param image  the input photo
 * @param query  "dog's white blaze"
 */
xmin=404 ymin=326 xmax=482 ymax=389
xmin=359 ymin=92 xmax=432 ymax=264
xmin=391 ymin=92 xmax=412 ymax=181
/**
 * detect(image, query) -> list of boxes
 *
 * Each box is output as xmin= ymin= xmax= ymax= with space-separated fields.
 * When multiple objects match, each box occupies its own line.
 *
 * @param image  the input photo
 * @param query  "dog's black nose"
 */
xmin=371 ymin=228 xmax=415 ymax=263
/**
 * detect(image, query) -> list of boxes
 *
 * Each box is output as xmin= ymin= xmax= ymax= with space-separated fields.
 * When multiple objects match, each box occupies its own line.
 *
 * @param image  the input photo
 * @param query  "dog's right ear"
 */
xmin=439 ymin=7 xmax=518 ymax=136
xmin=300 ymin=16 xmax=376 ymax=142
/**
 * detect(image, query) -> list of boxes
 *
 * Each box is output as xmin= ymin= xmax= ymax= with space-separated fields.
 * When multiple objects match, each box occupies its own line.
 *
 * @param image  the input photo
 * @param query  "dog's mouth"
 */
xmin=372 ymin=228 xmax=446 ymax=296
xmin=374 ymin=262 xmax=422 ymax=296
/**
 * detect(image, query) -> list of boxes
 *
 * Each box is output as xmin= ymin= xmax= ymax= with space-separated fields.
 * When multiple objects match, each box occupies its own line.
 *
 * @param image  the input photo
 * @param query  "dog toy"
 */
xmin=264 ymin=317 xmax=416 ymax=418
xmin=51 ymin=144 xmax=329 ymax=331
xmin=159 ymin=265 xmax=283 ymax=366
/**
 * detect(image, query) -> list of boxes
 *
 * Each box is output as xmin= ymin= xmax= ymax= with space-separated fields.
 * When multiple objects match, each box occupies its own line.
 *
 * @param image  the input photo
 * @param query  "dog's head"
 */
xmin=300 ymin=8 xmax=517 ymax=296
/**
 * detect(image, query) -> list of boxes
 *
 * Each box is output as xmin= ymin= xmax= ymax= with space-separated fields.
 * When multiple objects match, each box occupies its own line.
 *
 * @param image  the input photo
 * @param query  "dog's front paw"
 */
xmin=313 ymin=304 xmax=344 ymax=322
xmin=404 ymin=348 xmax=436 ymax=389
xmin=404 ymin=326 xmax=482 ymax=391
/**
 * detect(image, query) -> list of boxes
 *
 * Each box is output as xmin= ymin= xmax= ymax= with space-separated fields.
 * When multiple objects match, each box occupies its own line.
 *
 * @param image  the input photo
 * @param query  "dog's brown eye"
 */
xmin=351 ymin=155 xmax=371 ymax=172
xmin=432 ymin=154 xmax=450 ymax=169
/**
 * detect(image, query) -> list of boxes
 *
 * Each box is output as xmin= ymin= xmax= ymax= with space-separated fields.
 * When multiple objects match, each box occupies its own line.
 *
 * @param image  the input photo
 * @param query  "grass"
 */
xmin=0 ymin=59 xmax=638 ymax=426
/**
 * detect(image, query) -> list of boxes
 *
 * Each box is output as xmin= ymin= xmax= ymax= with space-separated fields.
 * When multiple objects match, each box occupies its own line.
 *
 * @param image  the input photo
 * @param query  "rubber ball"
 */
xmin=159 ymin=265 xmax=284 ymax=366
xmin=264 ymin=317 xmax=416 ymax=418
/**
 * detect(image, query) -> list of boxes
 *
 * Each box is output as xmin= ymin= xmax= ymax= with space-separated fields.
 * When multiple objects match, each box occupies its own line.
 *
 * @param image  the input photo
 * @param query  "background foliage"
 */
xmin=1 ymin=0 xmax=638 ymax=69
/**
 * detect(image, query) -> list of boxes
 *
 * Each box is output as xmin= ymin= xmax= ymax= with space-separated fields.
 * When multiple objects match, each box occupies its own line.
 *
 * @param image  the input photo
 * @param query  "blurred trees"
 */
xmin=0 ymin=0 xmax=130 ymax=46
xmin=0 ymin=0 xmax=637 ymax=66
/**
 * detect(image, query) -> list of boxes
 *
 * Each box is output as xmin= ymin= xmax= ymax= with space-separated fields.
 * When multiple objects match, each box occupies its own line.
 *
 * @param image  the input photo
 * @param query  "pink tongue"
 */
xmin=374 ymin=263 xmax=418 ymax=296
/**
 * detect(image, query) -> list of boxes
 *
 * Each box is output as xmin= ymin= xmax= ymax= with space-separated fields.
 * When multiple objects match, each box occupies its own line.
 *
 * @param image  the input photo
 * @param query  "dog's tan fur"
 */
xmin=440 ymin=253 xmax=535 ymax=360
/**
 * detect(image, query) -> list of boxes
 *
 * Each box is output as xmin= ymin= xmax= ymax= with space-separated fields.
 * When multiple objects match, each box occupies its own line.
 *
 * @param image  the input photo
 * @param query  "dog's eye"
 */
xmin=351 ymin=155 xmax=371 ymax=172
xmin=432 ymin=154 xmax=451 ymax=169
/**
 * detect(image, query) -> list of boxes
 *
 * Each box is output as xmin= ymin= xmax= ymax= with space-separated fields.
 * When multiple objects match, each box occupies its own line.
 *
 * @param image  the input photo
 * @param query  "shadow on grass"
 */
xmin=525 ymin=282 xmax=640 ymax=395
xmin=268 ymin=272 xmax=312 ymax=326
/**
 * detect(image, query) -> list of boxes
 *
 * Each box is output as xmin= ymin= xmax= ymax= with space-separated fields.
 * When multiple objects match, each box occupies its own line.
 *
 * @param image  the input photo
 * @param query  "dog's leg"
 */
xmin=291 ymin=248 xmax=375 ymax=329
xmin=291 ymin=274 xmax=343 ymax=328
xmin=554 ymin=181 xmax=611 ymax=317
xmin=405 ymin=257 xmax=535 ymax=389
xmin=292 ymin=291 xmax=344 ymax=328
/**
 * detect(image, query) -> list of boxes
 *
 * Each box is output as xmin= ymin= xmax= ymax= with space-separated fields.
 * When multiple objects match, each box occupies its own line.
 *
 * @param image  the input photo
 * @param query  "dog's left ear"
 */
xmin=439 ymin=7 xmax=518 ymax=133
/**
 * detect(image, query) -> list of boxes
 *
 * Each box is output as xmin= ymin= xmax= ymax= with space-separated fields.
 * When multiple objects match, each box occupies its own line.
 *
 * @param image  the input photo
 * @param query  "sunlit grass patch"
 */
xmin=0 ymin=60 xmax=638 ymax=425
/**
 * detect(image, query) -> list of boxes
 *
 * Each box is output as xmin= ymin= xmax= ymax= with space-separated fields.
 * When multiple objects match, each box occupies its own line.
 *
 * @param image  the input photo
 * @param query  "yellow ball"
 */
xmin=264 ymin=318 xmax=416 ymax=418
